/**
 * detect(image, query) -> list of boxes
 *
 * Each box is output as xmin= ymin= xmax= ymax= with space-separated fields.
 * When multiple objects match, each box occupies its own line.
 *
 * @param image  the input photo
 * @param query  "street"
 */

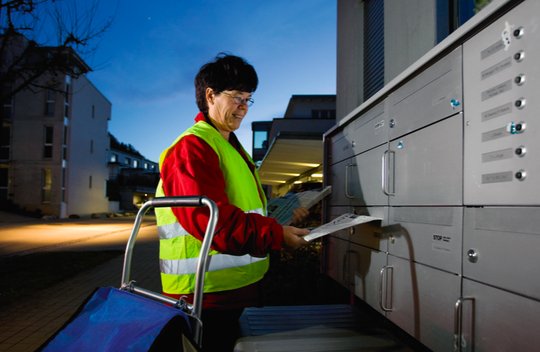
xmin=0 ymin=213 xmax=156 ymax=257
xmin=0 ymin=213 xmax=161 ymax=351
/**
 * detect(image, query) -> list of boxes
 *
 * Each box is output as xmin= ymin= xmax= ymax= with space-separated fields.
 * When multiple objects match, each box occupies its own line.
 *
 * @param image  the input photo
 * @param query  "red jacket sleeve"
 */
xmin=160 ymin=134 xmax=284 ymax=257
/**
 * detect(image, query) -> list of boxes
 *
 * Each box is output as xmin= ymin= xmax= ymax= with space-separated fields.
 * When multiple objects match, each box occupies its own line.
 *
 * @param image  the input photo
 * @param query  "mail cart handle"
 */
xmin=120 ymin=196 xmax=219 ymax=324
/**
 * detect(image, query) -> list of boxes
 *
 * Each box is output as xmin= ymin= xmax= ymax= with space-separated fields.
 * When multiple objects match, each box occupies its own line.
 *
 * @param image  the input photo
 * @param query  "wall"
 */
xmin=336 ymin=0 xmax=438 ymax=122
xmin=66 ymin=75 xmax=111 ymax=216
xmin=337 ymin=0 xmax=364 ymax=122
xmin=9 ymin=76 xmax=64 ymax=215
xmin=384 ymin=0 xmax=437 ymax=84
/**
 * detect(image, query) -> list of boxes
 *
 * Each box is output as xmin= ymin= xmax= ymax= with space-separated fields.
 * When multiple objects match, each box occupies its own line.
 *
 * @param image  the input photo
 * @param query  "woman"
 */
xmin=155 ymin=53 xmax=309 ymax=351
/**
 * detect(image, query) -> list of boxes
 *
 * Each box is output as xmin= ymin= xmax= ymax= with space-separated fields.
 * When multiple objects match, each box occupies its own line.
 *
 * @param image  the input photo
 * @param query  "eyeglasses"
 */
xmin=220 ymin=92 xmax=254 ymax=107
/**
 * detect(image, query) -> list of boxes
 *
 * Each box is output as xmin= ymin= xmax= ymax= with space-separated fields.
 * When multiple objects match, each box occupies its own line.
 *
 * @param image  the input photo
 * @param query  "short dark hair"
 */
xmin=195 ymin=53 xmax=258 ymax=117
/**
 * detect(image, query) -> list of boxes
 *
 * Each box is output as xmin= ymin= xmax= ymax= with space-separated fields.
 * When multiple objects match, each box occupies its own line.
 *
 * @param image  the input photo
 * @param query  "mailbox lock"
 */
xmin=389 ymin=119 xmax=396 ymax=128
xmin=514 ymin=74 xmax=526 ymax=86
xmin=515 ymin=146 xmax=526 ymax=157
xmin=513 ymin=26 xmax=525 ymax=38
xmin=515 ymin=169 xmax=527 ymax=181
xmin=467 ymin=249 xmax=478 ymax=263
xmin=514 ymin=51 xmax=525 ymax=62
xmin=514 ymin=98 xmax=526 ymax=109
xmin=508 ymin=121 xmax=526 ymax=134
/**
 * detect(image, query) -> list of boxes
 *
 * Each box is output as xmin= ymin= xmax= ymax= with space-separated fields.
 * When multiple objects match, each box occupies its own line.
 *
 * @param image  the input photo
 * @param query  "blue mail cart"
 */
xmin=38 ymin=196 xmax=219 ymax=352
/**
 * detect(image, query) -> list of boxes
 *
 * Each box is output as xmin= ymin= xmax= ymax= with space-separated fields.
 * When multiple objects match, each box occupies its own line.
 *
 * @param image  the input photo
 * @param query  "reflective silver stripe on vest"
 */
xmin=160 ymin=253 xmax=266 ymax=275
xmin=158 ymin=208 xmax=265 ymax=240
xmin=158 ymin=222 xmax=189 ymax=240
xmin=248 ymin=208 xmax=265 ymax=216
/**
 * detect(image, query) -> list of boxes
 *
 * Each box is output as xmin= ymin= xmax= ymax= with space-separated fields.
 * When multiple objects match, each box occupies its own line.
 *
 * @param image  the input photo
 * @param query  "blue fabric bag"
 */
xmin=39 ymin=287 xmax=193 ymax=351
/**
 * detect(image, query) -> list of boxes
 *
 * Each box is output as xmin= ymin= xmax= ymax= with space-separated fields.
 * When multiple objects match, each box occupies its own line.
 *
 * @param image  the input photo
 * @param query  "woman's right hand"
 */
xmin=282 ymin=226 xmax=310 ymax=250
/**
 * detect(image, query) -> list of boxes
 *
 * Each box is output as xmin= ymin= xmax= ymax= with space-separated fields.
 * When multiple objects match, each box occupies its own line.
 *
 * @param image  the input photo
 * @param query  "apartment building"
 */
xmin=1 ymin=37 xmax=111 ymax=218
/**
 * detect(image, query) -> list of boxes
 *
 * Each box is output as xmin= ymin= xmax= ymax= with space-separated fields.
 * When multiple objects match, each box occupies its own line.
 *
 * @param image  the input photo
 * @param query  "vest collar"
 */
xmin=195 ymin=112 xmax=241 ymax=149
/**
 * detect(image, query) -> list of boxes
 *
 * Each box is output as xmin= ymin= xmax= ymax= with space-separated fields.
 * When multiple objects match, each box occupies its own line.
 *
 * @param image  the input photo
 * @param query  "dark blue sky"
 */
xmin=86 ymin=0 xmax=337 ymax=161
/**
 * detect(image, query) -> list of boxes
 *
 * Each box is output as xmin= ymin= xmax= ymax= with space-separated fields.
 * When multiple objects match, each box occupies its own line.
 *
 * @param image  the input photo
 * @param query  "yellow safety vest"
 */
xmin=156 ymin=120 xmax=270 ymax=295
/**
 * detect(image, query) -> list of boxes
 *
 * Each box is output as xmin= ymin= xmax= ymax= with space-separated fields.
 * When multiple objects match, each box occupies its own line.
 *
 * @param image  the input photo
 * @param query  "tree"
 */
xmin=0 ymin=0 xmax=113 ymax=104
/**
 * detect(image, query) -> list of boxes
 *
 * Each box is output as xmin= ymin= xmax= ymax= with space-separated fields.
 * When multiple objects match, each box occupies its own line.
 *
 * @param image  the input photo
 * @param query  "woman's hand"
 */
xmin=282 ymin=225 xmax=310 ymax=250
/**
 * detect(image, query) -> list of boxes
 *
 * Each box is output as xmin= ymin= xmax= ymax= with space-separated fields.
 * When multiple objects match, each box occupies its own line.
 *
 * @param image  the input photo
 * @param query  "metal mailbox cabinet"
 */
xmin=348 ymin=100 xmax=388 ymax=156
xmin=350 ymin=243 xmax=387 ymax=314
xmin=463 ymin=0 xmax=540 ymax=205
xmin=327 ymin=157 xmax=356 ymax=206
xmin=328 ymin=129 xmax=355 ymax=167
xmin=458 ymin=2 xmax=540 ymax=350
xmin=327 ymin=143 xmax=388 ymax=207
xmin=349 ymin=144 xmax=389 ymax=206
xmin=323 ymin=207 xmax=351 ymax=288
xmin=324 ymin=235 xmax=351 ymax=289
xmin=388 ymin=206 xmax=463 ymax=275
xmin=327 ymin=100 xmax=389 ymax=207
xmin=388 ymin=114 xmax=463 ymax=206
xmin=388 ymin=46 xmax=463 ymax=141
xmin=385 ymin=255 xmax=461 ymax=352
xmin=327 ymin=99 xmax=387 ymax=167
xmin=349 ymin=206 xmax=388 ymax=252
xmin=324 ymin=1 xmax=540 ymax=351
xmin=461 ymin=279 xmax=540 ymax=352
xmin=463 ymin=207 xmax=540 ymax=301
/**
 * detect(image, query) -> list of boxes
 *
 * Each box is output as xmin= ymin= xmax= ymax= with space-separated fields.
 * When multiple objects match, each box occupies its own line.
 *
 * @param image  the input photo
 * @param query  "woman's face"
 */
xmin=206 ymin=88 xmax=252 ymax=139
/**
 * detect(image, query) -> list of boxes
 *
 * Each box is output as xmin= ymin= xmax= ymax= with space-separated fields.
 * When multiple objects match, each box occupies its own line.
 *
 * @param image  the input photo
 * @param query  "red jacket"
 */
xmin=160 ymin=113 xmax=284 ymax=308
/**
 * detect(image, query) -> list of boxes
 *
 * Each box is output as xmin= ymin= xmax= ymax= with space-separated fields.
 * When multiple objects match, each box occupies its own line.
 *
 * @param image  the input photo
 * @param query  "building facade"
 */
xmin=253 ymin=94 xmax=336 ymax=196
xmin=1 ymin=60 xmax=112 ymax=218
xmin=107 ymin=134 xmax=159 ymax=212
xmin=0 ymin=32 xmax=118 ymax=218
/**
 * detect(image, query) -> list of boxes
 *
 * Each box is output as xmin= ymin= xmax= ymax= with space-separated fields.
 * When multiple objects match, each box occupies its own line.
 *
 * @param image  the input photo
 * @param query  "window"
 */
xmin=125 ymin=157 xmax=131 ymax=166
xmin=133 ymin=159 xmax=139 ymax=168
xmin=311 ymin=109 xmax=336 ymax=119
xmin=43 ymin=126 xmax=54 ymax=158
xmin=45 ymin=90 xmax=55 ymax=116
xmin=0 ymin=167 xmax=8 ymax=201
xmin=61 ymin=167 xmax=66 ymax=202
xmin=436 ymin=0 xmax=478 ymax=43
xmin=41 ymin=168 xmax=52 ymax=202
xmin=62 ymin=125 xmax=68 ymax=160
xmin=1 ymin=83 xmax=13 ymax=120
xmin=110 ymin=153 xmax=118 ymax=163
xmin=64 ymin=75 xmax=71 ymax=118
xmin=253 ymin=131 xmax=268 ymax=149
xmin=0 ymin=125 xmax=10 ymax=160
xmin=364 ymin=0 xmax=385 ymax=101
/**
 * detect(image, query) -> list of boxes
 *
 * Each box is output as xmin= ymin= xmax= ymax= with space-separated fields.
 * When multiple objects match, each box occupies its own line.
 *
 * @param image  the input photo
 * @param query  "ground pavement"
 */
xmin=0 ymin=212 xmax=160 ymax=351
